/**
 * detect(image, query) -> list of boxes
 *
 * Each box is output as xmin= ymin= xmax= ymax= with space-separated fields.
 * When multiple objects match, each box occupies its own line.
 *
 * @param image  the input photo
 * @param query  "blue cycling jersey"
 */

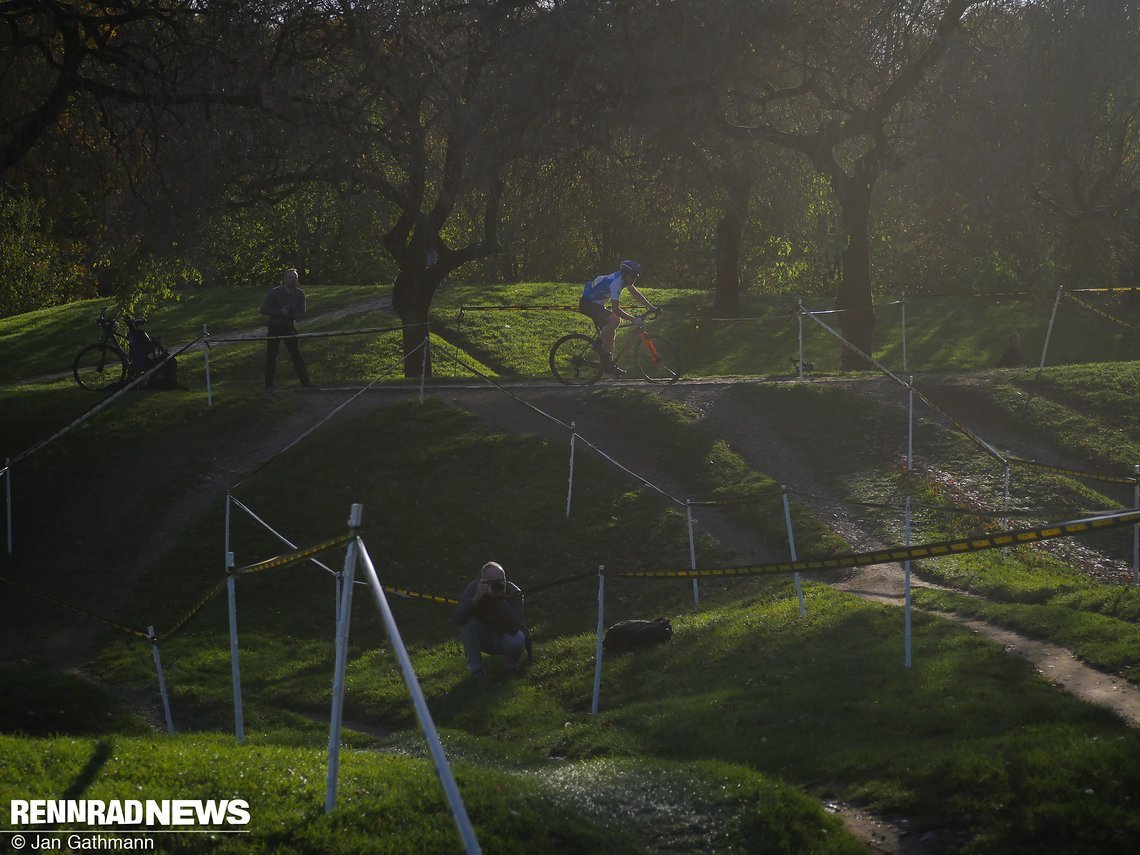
xmin=582 ymin=271 xmax=624 ymax=304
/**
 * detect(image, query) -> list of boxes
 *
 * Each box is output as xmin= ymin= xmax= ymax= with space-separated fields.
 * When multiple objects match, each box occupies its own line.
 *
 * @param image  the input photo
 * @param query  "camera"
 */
xmin=487 ymin=579 xmax=506 ymax=593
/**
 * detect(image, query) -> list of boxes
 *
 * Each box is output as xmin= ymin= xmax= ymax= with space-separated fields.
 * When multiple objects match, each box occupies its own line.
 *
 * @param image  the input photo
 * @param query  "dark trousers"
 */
xmin=265 ymin=325 xmax=311 ymax=387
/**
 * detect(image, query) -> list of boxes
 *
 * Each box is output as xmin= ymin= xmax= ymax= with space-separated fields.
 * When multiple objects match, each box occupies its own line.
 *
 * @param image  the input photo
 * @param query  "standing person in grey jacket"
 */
xmin=260 ymin=267 xmax=313 ymax=391
xmin=453 ymin=561 xmax=527 ymax=678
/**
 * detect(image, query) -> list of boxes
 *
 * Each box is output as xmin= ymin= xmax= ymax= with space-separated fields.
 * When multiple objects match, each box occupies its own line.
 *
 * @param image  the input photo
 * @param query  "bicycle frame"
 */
xmin=610 ymin=323 xmax=658 ymax=368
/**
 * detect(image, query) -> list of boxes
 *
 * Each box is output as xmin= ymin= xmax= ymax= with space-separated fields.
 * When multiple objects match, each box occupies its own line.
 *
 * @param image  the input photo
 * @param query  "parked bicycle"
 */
xmin=73 ymin=309 xmax=163 ymax=391
xmin=549 ymin=309 xmax=682 ymax=386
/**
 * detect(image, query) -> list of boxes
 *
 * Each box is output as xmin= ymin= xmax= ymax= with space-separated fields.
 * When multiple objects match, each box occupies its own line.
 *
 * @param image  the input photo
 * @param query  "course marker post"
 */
xmin=203 ymin=324 xmax=213 ymax=407
xmin=900 ymin=294 xmax=909 ymax=374
xmin=796 ymin=299 xmax=805 ymax=381
xmin=904 ymin=497 xmax=913 ymax=670
xmin=149 ymin=626 xmax=175 ymax=735
xmin=566 ymin=423 xmax=577 ymax=519
xmin=325 ymin=504 xmax=363 ymax=814
xmin=224 ymin=494 xmax=244 ymax=743
xmin=907 ymin=375 xmax=914 ymax=472
xmin=1133 ymin=465 xmax=1139 ymax=586
xmin=781 ymin=487 xmax=806 ymax=617
xmin=419 ymin=325 xmax=430 ymax=403
xmin=1039 ymin=285 xmax=1064 ymax=374
xmin=1003 ymin=455 xmax=1012 ymax=512
xmin=686 ymin=501 xmax=700 ymax=604
xmin=356 ymin=543 xmax=481 ymax=855
xmin=590 ymin=564 xmax=606 ymax=715
xmin=4 ymin=458 xmax=11 ymax=555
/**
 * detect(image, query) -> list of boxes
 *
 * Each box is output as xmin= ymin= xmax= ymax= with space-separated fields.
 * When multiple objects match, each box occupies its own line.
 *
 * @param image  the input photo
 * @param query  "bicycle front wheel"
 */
xmin=636 ymin=333 xmax=683 ymax=384
xmin=549 ymin=333 xmax=604 ymax=386
xmin=73 ymin=343 xmax=128 ymax=391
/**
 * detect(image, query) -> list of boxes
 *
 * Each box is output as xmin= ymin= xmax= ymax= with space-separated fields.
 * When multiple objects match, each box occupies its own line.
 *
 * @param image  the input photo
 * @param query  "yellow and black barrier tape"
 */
xmin=909 ymin=385 xmax=1006 ymax=464
xmin=155 ymin=577 xmax=229 ymax=644
xmin=1063 ymin=291 xmax=1139 ymax=331
xmin=232 ymin=532 xmax=355 ymax=578
xmin=385 ymin=585 xmax=459 ymax=606
xmin=613 ymin=509 xmax=1140 ymax=580
xmin=1008 ymin=456 xmax=1139 ymax=486
xmin=156 ymin=532 xmax=357 ymax=644
xmin=0 ymin=574 xmax=151 ymax=641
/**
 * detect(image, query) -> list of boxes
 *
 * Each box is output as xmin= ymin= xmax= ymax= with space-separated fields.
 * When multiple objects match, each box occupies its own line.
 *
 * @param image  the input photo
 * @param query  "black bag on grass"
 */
xmin=603 ymin=618 xmax=672 ymax=653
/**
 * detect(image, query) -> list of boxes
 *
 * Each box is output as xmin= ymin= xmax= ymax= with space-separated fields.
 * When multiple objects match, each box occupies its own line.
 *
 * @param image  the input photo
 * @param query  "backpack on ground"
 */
xmin=603 ymin=618 xmax=673 ymax=653
xmin=146 ymin=338 xmax=186 ymax=390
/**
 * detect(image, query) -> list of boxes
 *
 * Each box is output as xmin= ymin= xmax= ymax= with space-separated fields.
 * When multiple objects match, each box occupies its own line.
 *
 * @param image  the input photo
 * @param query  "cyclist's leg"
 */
xmin=578 ymin=297 xmax=618 ymax=364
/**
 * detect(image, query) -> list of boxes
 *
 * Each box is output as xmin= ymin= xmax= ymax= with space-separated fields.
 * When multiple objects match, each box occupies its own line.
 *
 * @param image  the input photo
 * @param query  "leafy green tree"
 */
xmin=721 ymin=0 xmax=983 ymax=366
xmin=0 ymin=185 xmax=92 ymax=316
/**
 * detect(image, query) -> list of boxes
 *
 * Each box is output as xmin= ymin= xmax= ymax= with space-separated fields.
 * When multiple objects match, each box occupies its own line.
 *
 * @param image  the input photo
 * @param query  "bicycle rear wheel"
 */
xmin=549 ymin=333 xmax=604 ymax=386
xmin=73 ymin=343 xmax=128 ymax=391
xmin=636 ymin=333 xmax=683 ymax=384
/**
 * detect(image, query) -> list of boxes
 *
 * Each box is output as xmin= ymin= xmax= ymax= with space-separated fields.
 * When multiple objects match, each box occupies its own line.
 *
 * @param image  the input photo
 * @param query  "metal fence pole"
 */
xmin=325 ymin=504 xmax=363 ymax=814
xmin=566 ymin=423 xmax=577 ymax=520
xmin=796 ymin=299 xmax=805 ymax=381
xmin=4 ymin=458 xmax=11 ymax=555
xmin=1039 ymin=285 xmax=1064 ymax=374
xmin=900 ymin=294 xmax=908 ymax=374
xmin=781 ymin=487 xmax=806 ymax=618
xmin=203 ymin=323 xmax=213 ymax=407
xmin=419 ymin=325 xmax=430 ymax=403
xmin=224 ymin=494 xmax=244 ymax=743
xmin=686 ymin=501 xmax=700 ymax=605
xmin=1133 ymin=465 xmax=1139 ymax=586
xmin=149 ymin=626 xmax=175 ymax=735
xmin=904 ymin=497 xmax=913 ymax=670
xmin=590 ymin=565 xmax=606 ymax=714
xmin=907 ymin=375 xmax=914 ymax=472
xmin=356 ymin=543 xmax=481 ymax=855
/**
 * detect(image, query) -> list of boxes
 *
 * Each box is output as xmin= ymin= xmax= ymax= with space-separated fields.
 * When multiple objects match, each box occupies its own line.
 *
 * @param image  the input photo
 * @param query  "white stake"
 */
xmin=900 ymin=295 xmax=909 ymax=374
xmin=1039 ymin=285 xmax=1064 ymax=374
xmin=796 ymin=300 xmax=805 ymax=381
xmin=1133 ymin=465 xmax=1139 ymax=587
xmin=149 ymin=626 xmax=175 ymax=735
xmin=907 ymin=376 xmax=914 ymax=472
xmin=591 ymin=565 xmax=606 ymax=714
xmin=686 ymin=501 xmax=700 ymax=604
xmin=4 ymin=458 xmax=11 ymax=555
xmin=325 ymin=504 xmax=363 ymax=814
xmin=224 ymin=494 xmax=244 ymax=743
xmin=203 ymin=323 xmax=213 ymax=407
xmin=356 ymin=542 xmax=481 ymax=854
xmin=904 ymin=497 xmax=913 ymax=670
xmin=781 ymin=487 xmax=806 ymax=617
xmin=566 ymin=423 xmax=577 ymax=519
xmin=419 ymin=327 xmax=430 ymax=402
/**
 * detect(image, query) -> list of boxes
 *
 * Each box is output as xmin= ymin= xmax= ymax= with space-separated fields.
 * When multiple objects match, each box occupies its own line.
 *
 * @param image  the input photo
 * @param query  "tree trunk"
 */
xmin=392 ymin=266 xmax=441 ymax=379
xmin=834 ymin=178 xmax=876 ymax=369
xmin=713 ymin=176 xmax=750 ymax=314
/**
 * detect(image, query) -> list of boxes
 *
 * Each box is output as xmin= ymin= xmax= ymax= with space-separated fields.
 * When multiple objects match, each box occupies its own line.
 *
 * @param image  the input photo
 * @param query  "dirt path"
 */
xmin=378 ymin=380 xmax=1140 ymax=734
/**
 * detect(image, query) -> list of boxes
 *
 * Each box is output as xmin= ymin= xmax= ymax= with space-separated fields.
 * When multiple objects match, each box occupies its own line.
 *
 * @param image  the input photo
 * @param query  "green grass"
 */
xmin=1 ymin=284 xmax=1138 ymax=853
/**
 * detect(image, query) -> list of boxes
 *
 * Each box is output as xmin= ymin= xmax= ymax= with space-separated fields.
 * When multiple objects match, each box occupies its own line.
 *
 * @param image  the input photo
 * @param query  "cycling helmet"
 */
xmin=620 ymin=259 xmax=642 ymax=276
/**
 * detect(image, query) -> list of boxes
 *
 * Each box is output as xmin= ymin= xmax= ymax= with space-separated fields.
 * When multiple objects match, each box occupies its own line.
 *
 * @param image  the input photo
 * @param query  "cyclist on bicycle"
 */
xmin=579 ymin=259 xmax=659 ymax=377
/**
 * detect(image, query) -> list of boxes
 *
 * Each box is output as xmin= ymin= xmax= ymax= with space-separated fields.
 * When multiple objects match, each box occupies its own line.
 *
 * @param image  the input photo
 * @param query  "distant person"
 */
xmin=579 ymin=259 xmax=658 ymax=377
xmin=995 ymin=332 xmax=1023 ymax=368
xmin=452 ymin=561 xmax=528 ymax=678
xmin=260 ymin=267 xmax=313 ymax=391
